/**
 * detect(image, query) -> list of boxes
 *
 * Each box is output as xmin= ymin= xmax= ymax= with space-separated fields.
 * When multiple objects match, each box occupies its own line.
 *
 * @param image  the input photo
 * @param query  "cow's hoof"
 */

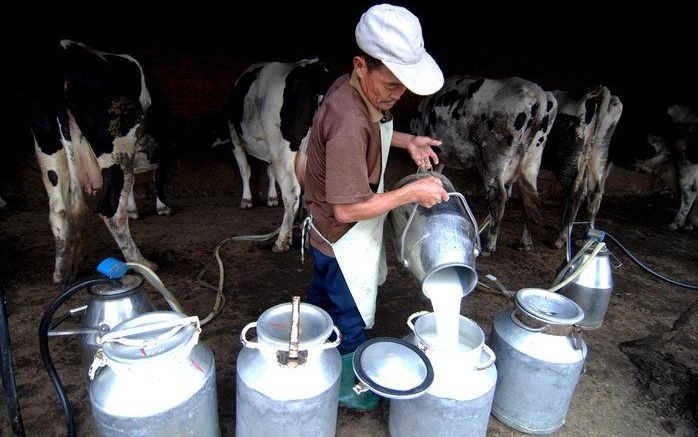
xmin=128 ymin=210 xmax=140 ymax=220
xmin=480 ymin=250 xmax=493 ymax=257
xmin=53 ymin=272 xmax=65 ymax=284
xmin=157 ymin=206 xmax=173 ymax=216
xmin=518 ymin=243 xmax=533 ymax=252
xmin=684 ymin=224 xmax=694 ymax=231
xmin=240 ymin=199 xmax=253 ymax=210
xmin=553 ymin=238 xmax=565 ymax=249
xmin=667 ymin=223 xmax=680 ymax=231
xmin=267 ymin=197 xmax=279 ymax=207
xmin=272 ymin=240 xmax=291 ymax=253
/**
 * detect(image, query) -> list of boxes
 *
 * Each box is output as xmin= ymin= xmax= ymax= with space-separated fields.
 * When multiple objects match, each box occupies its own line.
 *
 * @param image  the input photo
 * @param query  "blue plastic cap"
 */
xmin=97 ymin=258 xmax=128 ymax=279
xmin=586 ymin=229 xmax=606 ymax=242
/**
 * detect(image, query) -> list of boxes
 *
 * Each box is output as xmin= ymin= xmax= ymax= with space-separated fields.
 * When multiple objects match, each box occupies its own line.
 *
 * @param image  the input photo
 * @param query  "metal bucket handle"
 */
xmin=399 ymin=192 xmax=481 ymax=265
xmin=98 ymin=316 xmax=201 ymax=347
xmin=406 ymin=311 xmax=430 ymax=332
xmin=240 ymin=321 xmax=342 ymax=351
xmin=474 ymin=344 xmax=496 ymax=370
xmin=47 ymin=305 xmax=93 ymax=337
xmin=448 ymin=192 xmax=481 ymax=255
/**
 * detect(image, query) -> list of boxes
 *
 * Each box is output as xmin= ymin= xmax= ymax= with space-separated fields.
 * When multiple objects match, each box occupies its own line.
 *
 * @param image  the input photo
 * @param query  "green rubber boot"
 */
xmin=339 ymin=352 xmax=380 ymax=411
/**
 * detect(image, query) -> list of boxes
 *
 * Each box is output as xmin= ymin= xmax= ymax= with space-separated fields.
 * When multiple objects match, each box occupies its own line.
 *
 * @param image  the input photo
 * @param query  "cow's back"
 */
xmin=414 ymin=76 xmax=553 ymax=173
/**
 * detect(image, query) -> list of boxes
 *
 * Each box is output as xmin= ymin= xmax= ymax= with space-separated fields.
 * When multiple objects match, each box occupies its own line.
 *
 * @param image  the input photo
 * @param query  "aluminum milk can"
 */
xmin=388 ymin=172 xmax=480 ymax=298
xmin=560 ymin=244 xmax=613 ymax=329
xmin=236 ymin=298 xmax=342 ymax=437
xmin=490 ymin=288 xmax=587 ymax=434
xmin=389 ymin=312 xmax=497 ymax=437
xmin=89 ymin=311 xmax=220 ymax=436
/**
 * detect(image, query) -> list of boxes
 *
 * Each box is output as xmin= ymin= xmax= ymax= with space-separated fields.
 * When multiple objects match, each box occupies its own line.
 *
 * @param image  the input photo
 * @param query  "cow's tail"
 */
xmin=518 ymin=175 xmax=542 ymax=225
xmin=295 ymin=134 xmax=309 ymax=191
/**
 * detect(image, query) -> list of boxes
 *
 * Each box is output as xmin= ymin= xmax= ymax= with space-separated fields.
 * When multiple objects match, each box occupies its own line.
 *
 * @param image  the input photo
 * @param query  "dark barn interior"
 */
xmin=2 ymin=2 xmax=697 ymax=436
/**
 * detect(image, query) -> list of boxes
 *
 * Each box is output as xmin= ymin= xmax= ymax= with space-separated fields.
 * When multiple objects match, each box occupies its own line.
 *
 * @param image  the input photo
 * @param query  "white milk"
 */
xmin=422 ymin=267 xmax=465 ymax=351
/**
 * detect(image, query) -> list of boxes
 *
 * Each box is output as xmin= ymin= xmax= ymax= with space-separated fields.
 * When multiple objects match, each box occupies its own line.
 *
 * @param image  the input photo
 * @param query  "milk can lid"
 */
xmin=90 ymin=275 xmax=143 ymax=298
xmin=102 ymin=311 xmax=196 ymax=364
xmin=352 ymin=337 xmax=434 ymax=399
xmin=256 ymin=302 xmax=334 ymax=350
xmin=515 ymin=288 xmax=584 ymax=326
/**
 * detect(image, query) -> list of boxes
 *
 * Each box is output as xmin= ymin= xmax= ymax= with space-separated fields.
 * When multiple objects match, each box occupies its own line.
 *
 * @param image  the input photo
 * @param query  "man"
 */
xmin=303 ymin=4 xmax=448 ymax=410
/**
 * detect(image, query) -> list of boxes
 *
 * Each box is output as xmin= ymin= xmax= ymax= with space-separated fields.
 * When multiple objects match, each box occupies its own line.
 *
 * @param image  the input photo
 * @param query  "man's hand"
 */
xmin=404 ymin=176 xmax=449 ymax=208
xmin=406 ymin=136 xmax=441 ymax=169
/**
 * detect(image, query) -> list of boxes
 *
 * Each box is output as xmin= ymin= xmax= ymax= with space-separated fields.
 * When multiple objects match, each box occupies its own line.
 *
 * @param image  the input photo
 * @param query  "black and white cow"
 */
xmin=636 ymin=105 xmax=698 ymax=230
xmin=543 ymin=86 xmax=623 ymax=247
xmin=22 ymin=40 xmax=168 ymax=283
xmin=226 ymin=59 xmax=332 ymax=252
xmin=411 ymin=76 xmax=557 ymax=254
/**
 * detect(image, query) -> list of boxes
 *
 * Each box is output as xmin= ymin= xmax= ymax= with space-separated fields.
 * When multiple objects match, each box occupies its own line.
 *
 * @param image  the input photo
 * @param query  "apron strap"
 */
xmin=300 ymin=215 xmax=334 ymax=263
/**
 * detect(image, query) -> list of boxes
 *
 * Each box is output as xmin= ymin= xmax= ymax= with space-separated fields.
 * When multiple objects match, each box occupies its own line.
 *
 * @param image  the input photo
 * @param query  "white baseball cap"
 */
xmin=355 ymin=4 xmax=444 ymax=96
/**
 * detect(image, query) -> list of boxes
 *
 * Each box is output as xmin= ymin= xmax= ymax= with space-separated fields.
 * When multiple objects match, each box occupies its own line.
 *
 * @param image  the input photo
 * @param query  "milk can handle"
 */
xmin=474 ymin=344 xmax=496 ymax=370
xmin=98 ymin=316 xmax=201 ymax=347
xmin=407 ymin=311 xmax=430 ymax=332
xmin=448 ymin=192 xmax=481 ymax=255
xmin=399 ymin=203 xmax=420 ymax=265
xmin=320 ymin=326 xmax=343 ymax=350
xmin=240 ymin=322 xmax=259 ymax=349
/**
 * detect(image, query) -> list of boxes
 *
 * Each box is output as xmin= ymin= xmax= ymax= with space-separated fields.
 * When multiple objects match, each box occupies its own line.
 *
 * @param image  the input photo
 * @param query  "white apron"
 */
xmin=305 ymin=119 xmax=392 ymax=328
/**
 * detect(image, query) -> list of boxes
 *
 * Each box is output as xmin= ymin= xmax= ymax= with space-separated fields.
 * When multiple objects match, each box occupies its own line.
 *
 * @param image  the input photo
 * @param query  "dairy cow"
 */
xmin=543 ymin=86 xmax=623 ymax=247
xmin=411 ymin=76 xmax=557 ymax=254
xmin=226 ymin=59 xmax=332 ymax=252
xmin=636 ymin=105 xmax=698 ymax=230
xmin=22 ymin=40 xmax=167 ymax=282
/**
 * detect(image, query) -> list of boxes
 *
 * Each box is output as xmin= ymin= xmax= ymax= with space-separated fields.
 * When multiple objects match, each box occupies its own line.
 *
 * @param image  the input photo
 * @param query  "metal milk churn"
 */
xmin=559 ymin=231 xmax=614 ymax=330
xmin=49 ymin=275 xmax=155 ymax=377
xmin=236 ymin=297 xmax=342 ymax=437
xmin=490 ymin=288 xmax=586 ymax=435
xmin=388 ymin=172 xmax=480 ymax=298
xmin=389 ymin=312 xmax=497 ymax=437
xmin=89 ymin=311 xmax=220 ymax=436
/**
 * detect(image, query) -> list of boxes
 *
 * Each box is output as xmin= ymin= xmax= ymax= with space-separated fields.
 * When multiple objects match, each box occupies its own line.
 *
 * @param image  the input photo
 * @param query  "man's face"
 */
xmin=354 ymin=56 xmax=407 ymax=111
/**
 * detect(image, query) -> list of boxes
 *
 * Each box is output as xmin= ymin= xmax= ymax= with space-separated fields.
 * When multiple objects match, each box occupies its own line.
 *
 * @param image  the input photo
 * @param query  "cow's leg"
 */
xmin=127 ymin=186 xmax=140 ymax=220
xmin=0 ymin=196 xmax=6 ymax=209
xmin=483 ymin=177 xmax=507 ymax=256
xmin=231 ymin=144 xmax=253 ymax=209
xmin=35 ymin=141 xmax=84 ymax=283
xmin=266 ymin=164 xmax=279 ymax=207
xmin=100 ymin=168 xmax=157 ymax=270
xmin=669 ymin=178 xmax=698 ymax=230
xmin=587 ymin=162 xmax=613 ymax=228
xmin=686 ymin=196 xmax=698 ymax=231
xmin=555 ymin=185 xmax=586 ymax=248
xmin=518 ymin=165 xmax=542 ymax=252
xmin=272 ymin=160 xmax=300 ymax=252
xmin=228 ymin=124 xmax=254 ymax=209
xmin=154 ymin=166 xmax=173 ymax=216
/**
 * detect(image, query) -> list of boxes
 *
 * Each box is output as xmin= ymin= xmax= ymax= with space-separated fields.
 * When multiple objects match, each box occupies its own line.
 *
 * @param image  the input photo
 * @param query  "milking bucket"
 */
xmin=236 ymin=298 xmax=342 ymax=437
xmin=388 ymin=172 xmax=480 ymax=298
xmin=388 ymin=312 xmax=497 ymax=437
xmin=559 ymin=230 xmax=614 ymax=330
xmin=490 ymin=288 xmax=586 ymax=435
xmin=48 ymin=275 xmax=155 ymax=377
xmin=89 ymin=311 xmax=220 ymax=436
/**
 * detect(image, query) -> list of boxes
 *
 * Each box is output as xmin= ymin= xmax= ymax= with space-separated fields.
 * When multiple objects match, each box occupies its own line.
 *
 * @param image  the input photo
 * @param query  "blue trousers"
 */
xmin=307 ymin=246 xmax=365 ymax=355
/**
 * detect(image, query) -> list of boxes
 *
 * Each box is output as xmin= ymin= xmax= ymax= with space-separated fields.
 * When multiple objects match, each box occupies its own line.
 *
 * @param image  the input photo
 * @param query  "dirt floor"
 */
xmin=1 ymin=164 xmax=697 ymax=437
